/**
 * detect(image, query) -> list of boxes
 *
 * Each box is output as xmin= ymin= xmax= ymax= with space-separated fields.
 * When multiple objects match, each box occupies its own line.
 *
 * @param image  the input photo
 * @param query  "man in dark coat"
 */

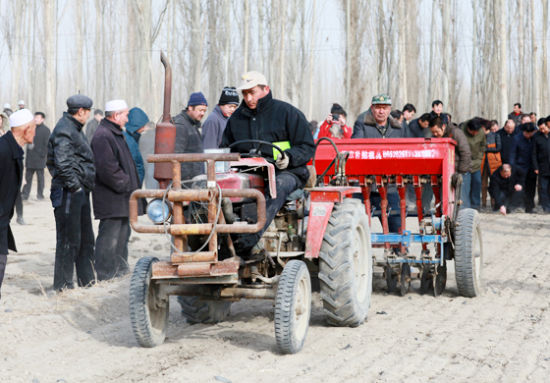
xmin=22 ymin=112 xmax=50 ymax=200
xmin=429 ymin=100 xmax=450 ymax=125
xmin=508 ymin=103 xmax=523 ymax=127
xmin=47 ymin=95 xmax=96 ymax=291
xmin=221 ymin=71 xmax=315 ymax=258
xmin=91 ymin=99 xmax=142 ymax=280
xmin=406 ymin=113 xmax=431 ymax=138
xmin=510 ymin=122 xmax=537 ymax=212
xmin=174 ymin=92 xmax=208 ymax=180
xmin=489 ymin=164 xmax=524 ymax=215
xmin=497 ymin=119 xmax=517 ymax=165
xmin=0 ymin=109 xmax=36 ymax=299
xmin=532 ymin=117 xmax=550 ymax=212
xmin=352 ymin=94 xmax=404 ymax=138
xmin=202 ymin=87 xmax=239 ymax=149
xmin=352 ymin=94 xmax=405 ymax=232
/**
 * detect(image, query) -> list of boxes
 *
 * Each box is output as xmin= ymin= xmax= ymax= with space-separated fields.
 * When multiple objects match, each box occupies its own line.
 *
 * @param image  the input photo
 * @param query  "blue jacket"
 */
xmin=202 ymin=105 xmax=229 ymax=149
xmin=123 ymin=107 xmax=149 ymax=185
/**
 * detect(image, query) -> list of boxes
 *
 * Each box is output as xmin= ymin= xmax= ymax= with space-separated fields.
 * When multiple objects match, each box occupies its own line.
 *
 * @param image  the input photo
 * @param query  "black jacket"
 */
xmin=25 ymin=123 xmax=50 ymax=169
xmin=221 ymin=91 xmax=315 ymax=185
xmin=489 ymin=166 xmax=524 ymax=209
xmin=91 ymin=118 xmax=142 ymax=219
xmin=532 ymin=131 xmax=550 ymax=176
xmin=47 ymin=112 xmax=95 ymax=192
xmin=497 ymin=128 xmax=517 ymax=165
xmin=173 ymin=110 xmax=204 ymax=180
xmin=0 ymin=131 xmax=24 ymax=253
xmin=406 ymin=118 xmax=430 ymax=138
xmin=510 ymin=133 xmax=534 ymax=172
xmin=352 ymin=109 xmax=404 ymax=138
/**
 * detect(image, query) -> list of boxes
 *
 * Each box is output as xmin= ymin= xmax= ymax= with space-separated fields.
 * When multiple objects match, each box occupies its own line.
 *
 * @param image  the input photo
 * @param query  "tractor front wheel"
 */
xmin=129 ymin=257 xmax=169 ymax=347
xmin=274 ymin=260 xmax=312 ymax=354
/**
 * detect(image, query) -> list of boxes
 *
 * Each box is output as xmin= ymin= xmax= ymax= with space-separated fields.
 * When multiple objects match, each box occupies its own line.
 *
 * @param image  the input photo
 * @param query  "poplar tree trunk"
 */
xmin=496 ymin=0 xmax=509 ymax=123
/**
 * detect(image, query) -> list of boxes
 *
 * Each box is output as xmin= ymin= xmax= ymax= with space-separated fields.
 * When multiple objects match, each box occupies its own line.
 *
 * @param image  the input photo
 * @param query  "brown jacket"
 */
xmin=445 ymin=126 xmax=472 ymax=173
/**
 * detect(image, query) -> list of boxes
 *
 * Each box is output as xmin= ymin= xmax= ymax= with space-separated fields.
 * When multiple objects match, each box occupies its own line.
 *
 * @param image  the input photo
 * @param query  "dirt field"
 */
xmin=1 ymin=192 xmax=550 ymax=383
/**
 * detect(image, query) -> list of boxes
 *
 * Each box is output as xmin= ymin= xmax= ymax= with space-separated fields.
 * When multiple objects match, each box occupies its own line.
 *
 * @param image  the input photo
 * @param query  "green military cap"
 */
xmin=371 ymin=93 xmax=392 ymax=105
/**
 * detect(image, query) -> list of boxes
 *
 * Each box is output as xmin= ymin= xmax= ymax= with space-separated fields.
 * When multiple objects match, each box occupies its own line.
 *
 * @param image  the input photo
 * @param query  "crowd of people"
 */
xmin=311 ymin=100 xmax=550 ymax=216
xmin=1 ymin=74 xmax=549 ymax=298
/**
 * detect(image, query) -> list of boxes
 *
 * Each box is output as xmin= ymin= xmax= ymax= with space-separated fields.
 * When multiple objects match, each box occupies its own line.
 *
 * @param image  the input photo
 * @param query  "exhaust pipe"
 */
xmin=153 ymin=52 xmax=177 ymax=189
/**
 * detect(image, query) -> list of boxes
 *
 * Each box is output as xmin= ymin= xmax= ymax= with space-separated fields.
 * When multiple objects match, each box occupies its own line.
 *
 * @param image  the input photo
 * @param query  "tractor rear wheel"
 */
xmin=177 ymin=296 xmax=231 ymax=324
xmin=274 ymin=260 xmax=312 ymax=354
xmin=129 ymin=257 xmax=169 ymax=347
xmin=454 ymin=208 xmax=484 ymax=297
xmin=319 ymin=199 xmax=373 ymax=327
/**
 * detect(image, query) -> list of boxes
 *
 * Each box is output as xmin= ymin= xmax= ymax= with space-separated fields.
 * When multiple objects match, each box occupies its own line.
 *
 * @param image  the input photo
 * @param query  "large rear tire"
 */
xmin=454 ymin=208 xmax=484 ymax=297
xmin=274 ymin=260 xmax=312 ymax=354
xmin=177 ymin=296 xmax=231 ymax=324
xmin=129 ymin=257 xmax=169 ymax=347
xmin=319 ymin=199 xmax=373 ymax=327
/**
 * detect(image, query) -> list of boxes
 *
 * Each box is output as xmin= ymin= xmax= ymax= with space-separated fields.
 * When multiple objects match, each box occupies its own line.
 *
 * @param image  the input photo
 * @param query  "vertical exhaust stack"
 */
xmin=154 ymin=52 xmax=177 ymax=189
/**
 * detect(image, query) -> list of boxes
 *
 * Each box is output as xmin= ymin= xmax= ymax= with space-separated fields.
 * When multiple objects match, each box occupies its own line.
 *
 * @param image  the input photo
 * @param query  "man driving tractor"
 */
xmin=221 ymin=71 xmax=315 ymax=261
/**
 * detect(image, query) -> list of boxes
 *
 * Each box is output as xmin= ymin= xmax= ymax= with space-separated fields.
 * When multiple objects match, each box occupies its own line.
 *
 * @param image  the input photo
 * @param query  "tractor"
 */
xmin=128 ymin=54 xmax=372 ymax=354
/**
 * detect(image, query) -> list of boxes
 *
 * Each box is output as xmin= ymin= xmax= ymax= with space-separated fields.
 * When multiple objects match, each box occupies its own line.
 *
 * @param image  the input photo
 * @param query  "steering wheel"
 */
xmin=228 ymin=139 xmax=286 ymax=162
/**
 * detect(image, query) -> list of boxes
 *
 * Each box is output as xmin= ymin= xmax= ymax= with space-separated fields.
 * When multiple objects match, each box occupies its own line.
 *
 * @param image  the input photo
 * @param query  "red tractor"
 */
xmin=128 ymin=54 xmax=372 ymax=354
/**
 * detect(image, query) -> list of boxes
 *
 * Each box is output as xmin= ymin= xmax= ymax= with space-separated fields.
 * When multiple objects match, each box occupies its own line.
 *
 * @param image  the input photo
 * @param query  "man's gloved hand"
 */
xmin=275 ymin=152 xmax=289 ymax=169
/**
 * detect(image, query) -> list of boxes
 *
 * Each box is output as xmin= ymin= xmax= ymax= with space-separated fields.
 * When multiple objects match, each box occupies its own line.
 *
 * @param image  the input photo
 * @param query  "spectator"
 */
xmin=402 ymin=103 xmax=416 ymax=124
xmin=481 ymin=120 xmax=502 ymax=209
xmin=508 ymin=102 xmax=523 ymax=126
xmin=429 ymin=116 xmax=471 ymax=175
xmin=510 ymin=122 xmax=537 ymax=213
xmin=390 ymin=109 xmax=404 ymax=124
xmin=353 ymin=94 xmax=404 ymax=233
xmin=85 ymin=109 xmax=104 ymax=143
xmin=91 ymin=99 xmax=143 ymax=280
xmin=497 ymin=119 xmax=517 ymax=164
xmin=17 ymin=100 xmax=25 ymax=110
xmin=123 ymin=107 xmax=149 ymax=186
xmin=2 ymin=103 xmax=12 ymax=117
xmin=47 ymin=95 xmax=96 ymax=291
xmin=22 ymin=112 xmax=51 ymax=200
xmin=202 ymin=86 xmax=239 ymax=149
xmin=352 ymin=94 xmax=403 ymax=138
xmin=429 ymin=100 xmax=449 ymax=125
xmin=529 ymin=112 xmax=537 ymax=124
xmin=461 ymin=117 xmax=488 ymax=210
xmin=318 ymin=103 xmax=352 ymax=139
xmin=532 ymin=117 xmax=550 ymax=213
xmin=520 ymin=114 xmax=531 ymax=125
xmin=407 ymin=112 xmax=431 ymax=138
xmin=0 ymin=109 xmax=36 ymax=299
xmin=174 ymin=92 xmax=208 ymax=180
xmin=489 ymin=164 xmax=523 ymax=215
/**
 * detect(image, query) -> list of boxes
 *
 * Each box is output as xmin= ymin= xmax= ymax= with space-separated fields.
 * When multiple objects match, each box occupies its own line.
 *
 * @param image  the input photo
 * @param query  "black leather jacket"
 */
xmin=47 ymin=112 xmax=95 ymax=192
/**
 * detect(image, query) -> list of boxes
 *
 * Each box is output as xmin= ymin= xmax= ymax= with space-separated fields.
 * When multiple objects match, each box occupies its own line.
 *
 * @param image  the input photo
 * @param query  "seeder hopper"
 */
xmin=313 ymin=138 xmax=484 ymax=297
